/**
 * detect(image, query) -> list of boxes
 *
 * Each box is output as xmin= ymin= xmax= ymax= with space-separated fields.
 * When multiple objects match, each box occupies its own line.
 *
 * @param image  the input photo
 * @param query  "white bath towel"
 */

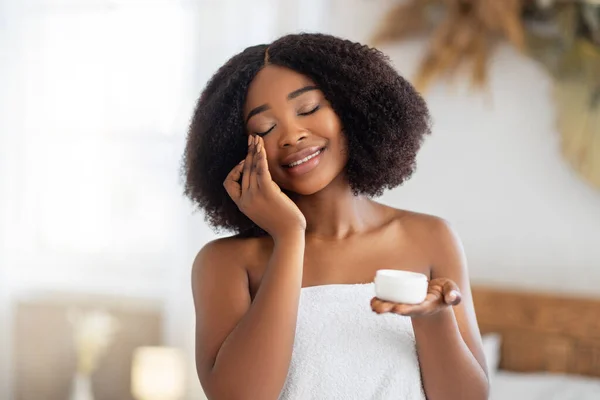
xmin=279 ymin=283 xmax=426 ymax=400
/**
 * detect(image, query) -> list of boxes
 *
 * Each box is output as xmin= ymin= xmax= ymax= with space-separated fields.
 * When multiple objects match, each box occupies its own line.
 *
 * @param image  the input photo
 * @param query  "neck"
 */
xmin=290 ymin=176 xmax=377 ymax=239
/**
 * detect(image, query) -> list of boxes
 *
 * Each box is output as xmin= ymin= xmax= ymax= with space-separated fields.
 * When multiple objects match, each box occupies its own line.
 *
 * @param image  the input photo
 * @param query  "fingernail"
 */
xmin=449 ymin=291 xmax=458 ymax=300
xmin=248 ymin=135 xmax=252 ymax=146
xmin=256 ymin=143 xmax=261 ymax=153
xmin=254 ymin=135 xmax=259 ymax=145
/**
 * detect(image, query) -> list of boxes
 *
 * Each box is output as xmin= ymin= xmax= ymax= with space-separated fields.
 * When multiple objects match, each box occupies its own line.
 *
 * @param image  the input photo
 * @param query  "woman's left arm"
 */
xmin=413 ymin=219 xmax=488 ymax=400
xmin=372 ymin=218 xmax=489 ymax=400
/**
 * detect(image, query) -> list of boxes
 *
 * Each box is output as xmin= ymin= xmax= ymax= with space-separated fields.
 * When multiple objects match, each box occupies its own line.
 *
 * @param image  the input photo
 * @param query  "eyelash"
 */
xmin=255 ymin=105 xmax=320 ymax=136
xmin=299 ymin=104 xmax=320 ymax=116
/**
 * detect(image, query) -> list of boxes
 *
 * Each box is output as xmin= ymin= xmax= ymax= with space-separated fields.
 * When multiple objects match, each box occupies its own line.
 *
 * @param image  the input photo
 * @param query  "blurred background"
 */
xmin=0 ymin=0 xmax=599 ymax=399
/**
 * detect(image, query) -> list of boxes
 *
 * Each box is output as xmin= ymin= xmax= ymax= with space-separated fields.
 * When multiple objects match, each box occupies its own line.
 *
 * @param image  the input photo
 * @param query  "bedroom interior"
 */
xmin=1 ymin=0 xmax=599 ymax=399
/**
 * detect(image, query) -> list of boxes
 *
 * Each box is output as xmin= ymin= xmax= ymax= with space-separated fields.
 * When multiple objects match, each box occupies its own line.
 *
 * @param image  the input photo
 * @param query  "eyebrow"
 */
xmin=245 ymin=85 xmax=319 ymax=123
xmin=288 ymin=85 xmax=318 ymax=100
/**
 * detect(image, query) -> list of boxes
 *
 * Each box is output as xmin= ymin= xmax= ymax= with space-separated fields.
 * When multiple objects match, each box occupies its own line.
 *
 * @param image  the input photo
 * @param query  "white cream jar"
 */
xmin=374 ymin=269 xmax=429 ymax=305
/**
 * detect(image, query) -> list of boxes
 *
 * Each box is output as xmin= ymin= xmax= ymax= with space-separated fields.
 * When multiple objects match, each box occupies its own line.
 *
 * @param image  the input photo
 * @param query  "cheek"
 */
xmin=267 ymin=158 xmax=278 ymax=173
xmin=263 ymin=144 xmax=280 ymax=171
xmin=312 ymin=110 xmax=343 ymax=141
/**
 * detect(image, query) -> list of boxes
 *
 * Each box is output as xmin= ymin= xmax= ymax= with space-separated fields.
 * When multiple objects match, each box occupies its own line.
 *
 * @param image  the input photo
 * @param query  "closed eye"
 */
xmin=255 ymin=125 xmax=275 ymax=137
xmin=254 ymin=105 xmax=319 ymax=136
xmin=298 ymin=105 xmax=320 ymax=116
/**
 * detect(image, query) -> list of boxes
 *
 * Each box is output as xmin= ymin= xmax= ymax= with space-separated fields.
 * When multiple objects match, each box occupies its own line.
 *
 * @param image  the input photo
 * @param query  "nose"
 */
xmin=278 ymin=120 xmax=308 ymax=148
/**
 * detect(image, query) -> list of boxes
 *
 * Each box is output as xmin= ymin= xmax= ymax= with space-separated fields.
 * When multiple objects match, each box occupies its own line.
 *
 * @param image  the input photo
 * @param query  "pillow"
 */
xmin=482 ymin=333 xmax=502 ymax=381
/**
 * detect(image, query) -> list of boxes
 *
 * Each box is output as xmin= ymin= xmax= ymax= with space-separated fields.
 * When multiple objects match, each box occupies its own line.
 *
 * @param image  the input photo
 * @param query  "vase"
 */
xmin=69 ymin=371 xmax=94 ymax=400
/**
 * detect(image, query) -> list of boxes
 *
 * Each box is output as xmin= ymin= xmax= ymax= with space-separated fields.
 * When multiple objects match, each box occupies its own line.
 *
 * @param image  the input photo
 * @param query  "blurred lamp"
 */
xmin=131 ymin=346 xmax=186 ymax=400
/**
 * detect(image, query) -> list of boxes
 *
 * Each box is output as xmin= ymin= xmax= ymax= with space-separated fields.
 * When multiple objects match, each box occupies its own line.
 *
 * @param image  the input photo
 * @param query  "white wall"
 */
xmin=327 ymin=0 xmax=600 ymax=297
xmin=0 ymin=0 xmax=22 ymax=395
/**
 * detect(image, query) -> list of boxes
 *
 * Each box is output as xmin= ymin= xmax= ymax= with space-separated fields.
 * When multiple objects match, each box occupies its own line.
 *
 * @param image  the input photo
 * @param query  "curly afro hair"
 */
xmin=183 ymin=33 xmax=431 ymax=236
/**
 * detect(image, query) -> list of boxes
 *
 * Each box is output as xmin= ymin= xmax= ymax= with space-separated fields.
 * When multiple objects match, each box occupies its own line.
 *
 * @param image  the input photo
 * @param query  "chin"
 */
xmin=278 ymin=176 xmax=336 ymax=196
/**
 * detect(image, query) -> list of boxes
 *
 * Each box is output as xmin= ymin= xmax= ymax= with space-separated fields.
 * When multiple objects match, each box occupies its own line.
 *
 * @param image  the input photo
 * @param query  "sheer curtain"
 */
xmin=0 ymin=0 xmax=329 ymax=398
xmin=1 ymin=2 xmax=202 ymax=397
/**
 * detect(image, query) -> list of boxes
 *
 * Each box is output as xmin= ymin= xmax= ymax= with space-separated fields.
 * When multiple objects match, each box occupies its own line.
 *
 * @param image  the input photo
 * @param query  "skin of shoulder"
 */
xmin=193 ymin=207 xmax=464 ymax=292
xmin=192 ymin=234 xmax=265 ymax=285
xmin=192 ymin=234 xmax=274 ymax=305
xmin=194 ymin=235 xmax=258 ymax=268
xmin=388 ymin=207 xmax=463 ymax=274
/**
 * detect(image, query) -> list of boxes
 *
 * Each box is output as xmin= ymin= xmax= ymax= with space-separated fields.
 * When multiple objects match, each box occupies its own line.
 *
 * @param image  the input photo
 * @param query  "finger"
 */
xmin=370 ymin=297 xmax=381 ymax=312
xmin=223 ymin=160 xmax=245 ymax=202
xmin=250 ymin=135 xmax=260 ymax=189
xmin=241 ymin=135 xmax=255 ymax=191
xmin=370 ymin=297 xmax=384 ymax=310
xmin=392 ymin=296 xmax=432 ymax=315
xmin=442 ymin=280 xmax=462 ymax=306
xmin=425 ymin=288 xmax=443 ymax=304
xmin=423 ymin=291 xmax=440 ymax=304
xmin=392 ymin=303 xmax=420 ymax=316
xmin=428 ymin=281 xmax=444 ymax=294
xmin=389 ymin=290 xmax=440 ymax=315
xmin=255 ymin=136 xmax=272 ymax=187
xmin=371 ymin=298 xmax=395 ymax=314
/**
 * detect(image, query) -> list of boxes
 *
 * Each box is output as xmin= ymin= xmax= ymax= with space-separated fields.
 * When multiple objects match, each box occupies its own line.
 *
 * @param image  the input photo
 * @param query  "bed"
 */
xmin=472 ymin=286 xmax=600 ymax=399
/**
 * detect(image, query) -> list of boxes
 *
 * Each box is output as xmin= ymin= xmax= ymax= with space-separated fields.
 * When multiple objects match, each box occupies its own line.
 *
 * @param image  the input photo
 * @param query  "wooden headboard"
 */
xmin=473 ymin=286 xmax=600 ymax=378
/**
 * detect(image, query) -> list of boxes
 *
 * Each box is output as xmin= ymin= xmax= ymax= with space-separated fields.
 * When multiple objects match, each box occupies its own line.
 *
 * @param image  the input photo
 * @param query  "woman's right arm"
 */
xmin=193 ymin=135 xmax=307 ymax=399
xmin=192 ymin=232 xmax=304 ymax=400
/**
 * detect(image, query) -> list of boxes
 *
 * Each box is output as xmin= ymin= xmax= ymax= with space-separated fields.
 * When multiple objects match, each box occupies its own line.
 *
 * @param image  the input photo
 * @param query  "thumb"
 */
xmin=223 ymin=160 xmax=245 ymax=202
xmin=442 ymin=280 xmax=461 ymax=306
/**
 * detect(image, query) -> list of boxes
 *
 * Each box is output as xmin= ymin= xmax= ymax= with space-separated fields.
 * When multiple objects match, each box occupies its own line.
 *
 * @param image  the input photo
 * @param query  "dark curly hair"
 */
xmin=183 ymin=33 xmax=431 ymax=237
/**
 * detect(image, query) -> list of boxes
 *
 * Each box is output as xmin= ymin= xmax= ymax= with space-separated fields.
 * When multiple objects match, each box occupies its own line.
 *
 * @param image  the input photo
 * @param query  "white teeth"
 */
xmin=288 ymin=150 xmax=322 ymax=168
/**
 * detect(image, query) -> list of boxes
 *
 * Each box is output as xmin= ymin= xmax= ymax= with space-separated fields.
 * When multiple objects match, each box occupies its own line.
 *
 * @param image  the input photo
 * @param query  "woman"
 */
xmin=183 ymin=33 xmax=489 ymax=400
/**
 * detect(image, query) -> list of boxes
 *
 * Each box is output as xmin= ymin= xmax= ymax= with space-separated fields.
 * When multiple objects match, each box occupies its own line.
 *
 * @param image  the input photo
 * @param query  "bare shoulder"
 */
xmin=383 ymin=206 xmax=456 ymax=239
xmin=193 ymin=235 xmax=251 ymax=270
xmin=385 ymin=206 xmax=465 ymax=274
xmin=192 ymin=234 xmax=270 ymax=292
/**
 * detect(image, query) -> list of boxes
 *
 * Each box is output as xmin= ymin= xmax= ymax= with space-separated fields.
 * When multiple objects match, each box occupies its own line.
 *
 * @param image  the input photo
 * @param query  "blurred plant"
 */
xmin=67 ymin=308 xmax=120 ymax=400
xmin=522 ymin=0 xmax=600 ymax=188
xmin=69 ymin=308 xmax=120 ymax=375
xmin=373 ymin=0 xmax=600 ymax=189
xmin=371 ymin=0 xmax=525 ymax=91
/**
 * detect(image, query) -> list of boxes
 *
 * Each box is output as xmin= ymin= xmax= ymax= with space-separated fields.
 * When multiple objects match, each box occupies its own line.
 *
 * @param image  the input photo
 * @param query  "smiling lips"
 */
xmin=287 ymin=149 xmax=322 ymax=167
xmin=281 ymin=146 xmax=325 ymax=176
